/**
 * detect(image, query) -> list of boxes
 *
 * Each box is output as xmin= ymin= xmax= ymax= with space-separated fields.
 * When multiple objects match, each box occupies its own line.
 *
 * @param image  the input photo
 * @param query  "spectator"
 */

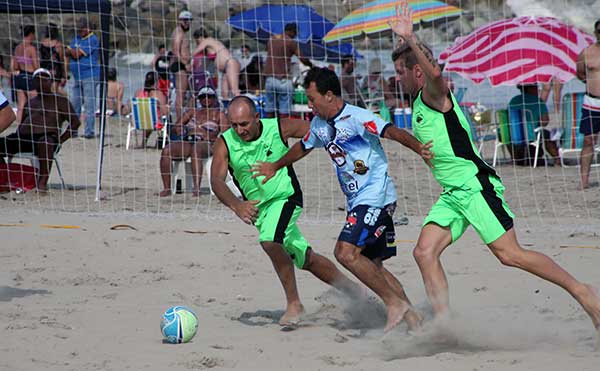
xmin=191 ymin=27 xmax=241 ymax=98
xmin=170 ymin=10 xmax=193 ymax=122
xmin=575 ymin=19 xmax=600 ymax=189
xmin=508 ymin=84 xmax=561 ymax=166
xmin=134 ymin=71 xmax=168 ymax=148
xmin=239 ymin=55 xmax=263 ymax=96
xmin=263 ymin=23 xmax=312 ymax=118
xmin=10 ymin=25 xmax=39 ymax=124
xmin=340 ymin=55 xmax=365 ymax=108
xmin=67 ymin=17 xmax=100 ymax=139
xmin=0 ymin=68 xmax=80 ymax=191
xmin=159 ymin=86 xmax=228 ymax=196
xmin=360 ymin=57 xmax=391 ymax=104
xmin=191 ymin=28 xmax=218 ymax=94
xmin=152 ymin=44 xmax=171 ymax=100
xmin=239 ymin=44 xmax=253 ymax=70
xmin=105 ymin=68 xmax=129 ymax=116
xmin=39 ymin=23 xmax=67 ymax=95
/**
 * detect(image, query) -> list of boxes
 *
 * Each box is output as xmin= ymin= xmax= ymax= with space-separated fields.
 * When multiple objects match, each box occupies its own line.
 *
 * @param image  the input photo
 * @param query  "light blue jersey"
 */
xmin=301 ymin=103 xmax=397 ymax=210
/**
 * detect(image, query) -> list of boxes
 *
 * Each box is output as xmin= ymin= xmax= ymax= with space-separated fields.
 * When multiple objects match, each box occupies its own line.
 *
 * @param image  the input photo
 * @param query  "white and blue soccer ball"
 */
xmin=160 ymin=306 xmax=198 ymax=344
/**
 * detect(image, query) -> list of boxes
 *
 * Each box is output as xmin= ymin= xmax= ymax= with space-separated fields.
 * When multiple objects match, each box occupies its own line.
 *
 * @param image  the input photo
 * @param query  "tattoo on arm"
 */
xmin=415 ymin=39 xmax=439 ymax=69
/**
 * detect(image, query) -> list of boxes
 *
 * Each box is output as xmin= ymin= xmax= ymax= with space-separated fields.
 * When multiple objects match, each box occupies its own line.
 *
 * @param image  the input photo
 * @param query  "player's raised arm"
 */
xmin=388 ymin=1 xmax=448 ymax=102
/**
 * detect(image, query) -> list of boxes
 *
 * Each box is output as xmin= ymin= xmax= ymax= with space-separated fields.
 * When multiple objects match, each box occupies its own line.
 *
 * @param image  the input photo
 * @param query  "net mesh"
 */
xmin=0 ymin=0 xmax=599 ymax=225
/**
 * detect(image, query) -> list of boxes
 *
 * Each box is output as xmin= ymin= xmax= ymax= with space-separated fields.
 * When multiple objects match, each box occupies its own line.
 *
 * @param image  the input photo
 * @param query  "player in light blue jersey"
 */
xmin=252 ymin=67 xmax=433 ymax=333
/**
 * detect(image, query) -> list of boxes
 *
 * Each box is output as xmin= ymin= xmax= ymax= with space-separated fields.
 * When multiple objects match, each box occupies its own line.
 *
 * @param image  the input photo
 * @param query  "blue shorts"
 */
xmin=579 ymin=107 xmax=600 ymax=136
xmin=264 ymin=76 xmax=294 ymax=114
xmin=338 ymin=203 xmax=397 ymax=261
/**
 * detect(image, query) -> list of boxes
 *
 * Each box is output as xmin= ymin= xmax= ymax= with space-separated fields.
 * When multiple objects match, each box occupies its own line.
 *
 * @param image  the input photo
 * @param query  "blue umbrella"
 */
xmin=226 ymin=4 xmax=361 ymax=63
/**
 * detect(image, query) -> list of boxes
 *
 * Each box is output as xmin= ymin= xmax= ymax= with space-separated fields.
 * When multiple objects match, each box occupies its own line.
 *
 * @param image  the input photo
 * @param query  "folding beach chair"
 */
xmin=508 ymin=108 xmax=548 ymax=168
xmin=559 ymin=92 xmax=600 ymax=167
xmin=492 ymin=109 xmax=512 ymax=167
xmin=126 ymin=97 xmax=167 ymax=150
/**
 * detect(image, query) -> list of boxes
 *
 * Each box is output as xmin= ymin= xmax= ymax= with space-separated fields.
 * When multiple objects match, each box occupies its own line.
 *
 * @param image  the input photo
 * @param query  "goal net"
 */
xmin=1 ymin=0 xmax=599 ymax=226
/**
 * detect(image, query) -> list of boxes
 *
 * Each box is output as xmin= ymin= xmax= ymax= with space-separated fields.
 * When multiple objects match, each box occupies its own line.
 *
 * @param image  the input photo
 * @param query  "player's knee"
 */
xmin=301 ymin=248 xmax=314 ymax=270
xmin=334 ymin=242 xmax=358 ymax=267
xmin=493 ymin=245 xmax=522 ymax=268
xmin=413 ymin=241 xmax=437 ymax=264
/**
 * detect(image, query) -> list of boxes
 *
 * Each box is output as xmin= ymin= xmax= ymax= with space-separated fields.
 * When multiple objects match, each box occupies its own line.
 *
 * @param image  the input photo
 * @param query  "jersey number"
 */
xmin=326 ymin=142 xmax=346 ymax=167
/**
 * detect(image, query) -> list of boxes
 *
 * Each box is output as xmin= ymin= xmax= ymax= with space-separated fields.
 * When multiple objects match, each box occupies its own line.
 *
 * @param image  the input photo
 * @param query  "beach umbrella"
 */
xmin=438 ymin=16 xmax=595 ymax=86
xmin=226 ymin=4 xmax=361 ymax=63
xmin=323 ymin=0 xmax=463 ymax=44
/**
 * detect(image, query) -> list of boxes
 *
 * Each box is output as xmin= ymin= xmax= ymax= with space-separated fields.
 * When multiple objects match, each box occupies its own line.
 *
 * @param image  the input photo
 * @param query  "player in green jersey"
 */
xmin=389 ymin=0 xmax=600 ymax=335
xmin=211 ymin=96 xmax=364 ymax=328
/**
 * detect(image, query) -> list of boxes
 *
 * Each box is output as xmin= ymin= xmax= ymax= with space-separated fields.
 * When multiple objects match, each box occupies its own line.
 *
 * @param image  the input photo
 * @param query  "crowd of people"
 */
xmin=0 ymin=9 xmax=599 ymax=194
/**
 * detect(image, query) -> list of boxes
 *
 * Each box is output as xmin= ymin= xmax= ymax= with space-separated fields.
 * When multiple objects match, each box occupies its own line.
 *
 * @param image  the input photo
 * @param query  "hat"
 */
xmin=76 ymin=17 xmax=90 ymax=29
xmin=32 ymin=68 xmax=52 ymax=78
xmin=178 ymin=10 xmax=193 ymax=20
xmin=368 ymin=58 xmax=382 ymax=74
xmin=197 ymin=86 xmax=216 ymax=96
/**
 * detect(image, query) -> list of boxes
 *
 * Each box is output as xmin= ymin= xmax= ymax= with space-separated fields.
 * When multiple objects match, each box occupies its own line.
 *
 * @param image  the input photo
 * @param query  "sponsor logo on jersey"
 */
xmin=326 ymin=142 xmax=346 ymax=167
xmin=302 ymin=130 xmax=311 ymax=142
xmin=335 ymin=127 xmax=352 ymax=143
xmin=353 ymin=159 xmax=369 ymax=175
xmin=363 ymin=121 xmax=378 ymax=135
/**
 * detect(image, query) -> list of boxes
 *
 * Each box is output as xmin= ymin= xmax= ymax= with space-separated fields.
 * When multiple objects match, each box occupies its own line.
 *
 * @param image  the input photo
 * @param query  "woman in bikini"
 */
xmin=11 ymin=25 xmax=39 ymax=124
xmin=191 ymin=28 xmax=241 ymax=98
xmin=159 ymin=86 xmax=229 ymax=197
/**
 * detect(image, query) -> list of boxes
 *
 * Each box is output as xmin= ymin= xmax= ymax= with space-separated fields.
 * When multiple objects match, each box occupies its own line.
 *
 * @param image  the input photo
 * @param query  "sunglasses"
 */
xmin=198 ymin=94 xmax=214 ymax=99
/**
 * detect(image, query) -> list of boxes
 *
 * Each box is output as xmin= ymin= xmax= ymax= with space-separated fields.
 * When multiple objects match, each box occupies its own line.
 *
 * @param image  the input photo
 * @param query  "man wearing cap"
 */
xmin=67 ymin=17 xmax=100 ymax=139
xmin=170 ymin=10 xmax=193 ymax=122
xmin=158 ymin=86 xmax=228 ymax=196
xmin=0 ymin=68 xmax=80 ymax=191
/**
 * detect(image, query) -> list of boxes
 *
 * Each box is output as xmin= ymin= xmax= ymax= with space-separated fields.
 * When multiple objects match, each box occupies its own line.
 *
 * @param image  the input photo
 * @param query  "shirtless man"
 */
xmin=159 ymin=86 xmax=228 ymax=196
xmin=576 ymin=19 xmax=600 ymax=189
xmin=170 ymin=10 xmax=193 ymax=122
xmin=191 ymin=27 xmax=241 ymax=98
xmin=263 ymin=23 xmax=312 ymax=118
xmin=0 ymin=68 xmax=80 ymax=191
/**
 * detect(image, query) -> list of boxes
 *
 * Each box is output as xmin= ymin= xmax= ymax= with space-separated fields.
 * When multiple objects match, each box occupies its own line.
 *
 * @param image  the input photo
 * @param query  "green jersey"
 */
xmin=412 ymin=90 xmax=496 ymax=190
xmin=221 ymin=118 xmax=302 ymax=209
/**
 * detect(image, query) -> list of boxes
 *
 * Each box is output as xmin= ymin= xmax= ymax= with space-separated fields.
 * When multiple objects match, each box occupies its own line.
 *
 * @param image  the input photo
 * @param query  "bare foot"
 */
xmin=383 ymin=301 xmax=409 ymax=333
xmin=192 ymin=189 xmax=200 ymax=197
xmin=158 ymin=189 xmax=172 ymax=197
xmin=279 ymin=302 xmax=305 ymax=327
xmin=404 ymin=308 xmax=424 ymax=332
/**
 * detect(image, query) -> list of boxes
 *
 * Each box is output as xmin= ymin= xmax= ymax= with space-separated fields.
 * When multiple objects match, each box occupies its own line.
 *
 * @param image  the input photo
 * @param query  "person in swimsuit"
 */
xmin=170 ymin=10 xmax=193 ymax=123
xmin=0 ymin=68 xmax=80 ymax=192
xmin=390 ymin=1 xmax=600 ymax=338
xmin=105 ymin=68 xmax=130 ymax=116
xmin=191 ymin=27 xmax=241 ymax=98
xmin=39 ymin=23 xmax=67 ymax=96
xmin=10 ymin=25 xmax=39 ymax=124
xmin=576 ymin=19 xmax=600 ymax=189
xmin=159 ymin=86 xmax=227 ymax=196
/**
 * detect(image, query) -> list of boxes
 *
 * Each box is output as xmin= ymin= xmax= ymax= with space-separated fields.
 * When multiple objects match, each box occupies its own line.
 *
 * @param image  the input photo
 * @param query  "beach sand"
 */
xmin=1 ymin=116 xmax=600 ymax=370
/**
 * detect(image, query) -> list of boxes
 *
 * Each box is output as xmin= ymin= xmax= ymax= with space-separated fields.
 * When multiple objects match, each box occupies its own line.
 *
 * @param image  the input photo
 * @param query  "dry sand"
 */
xmin=1 ymin=116 xmax=600 ymax=370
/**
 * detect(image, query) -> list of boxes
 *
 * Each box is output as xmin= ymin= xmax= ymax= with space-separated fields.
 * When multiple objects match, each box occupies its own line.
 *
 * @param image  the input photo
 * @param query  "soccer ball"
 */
xmin=160 ymin=306 xmax=198 ymax=344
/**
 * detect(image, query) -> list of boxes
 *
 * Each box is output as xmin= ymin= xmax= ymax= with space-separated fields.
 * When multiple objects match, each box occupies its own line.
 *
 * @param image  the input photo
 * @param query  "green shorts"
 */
xmin=255 ymin=199 xmax=310 ymax=269
xmin=424 ymin=174 xmax=515 ymax=244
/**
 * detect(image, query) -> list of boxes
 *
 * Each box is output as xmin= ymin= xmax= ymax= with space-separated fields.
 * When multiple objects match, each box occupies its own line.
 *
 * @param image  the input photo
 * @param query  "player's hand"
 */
xmin=250 ymin=161 xmax=277 ymax=184
xmin=388 ymin=1 xmax=414 ymax=42
xmin=233 ymin=200 xmax=259 ymax=225
xmin=420 ymin=140 xmax=434 ymax=168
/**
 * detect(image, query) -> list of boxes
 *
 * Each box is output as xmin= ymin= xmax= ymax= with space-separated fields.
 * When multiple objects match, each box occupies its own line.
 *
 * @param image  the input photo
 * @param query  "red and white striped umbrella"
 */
xmin=438 ymin=16 xmax=594 ymax=86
